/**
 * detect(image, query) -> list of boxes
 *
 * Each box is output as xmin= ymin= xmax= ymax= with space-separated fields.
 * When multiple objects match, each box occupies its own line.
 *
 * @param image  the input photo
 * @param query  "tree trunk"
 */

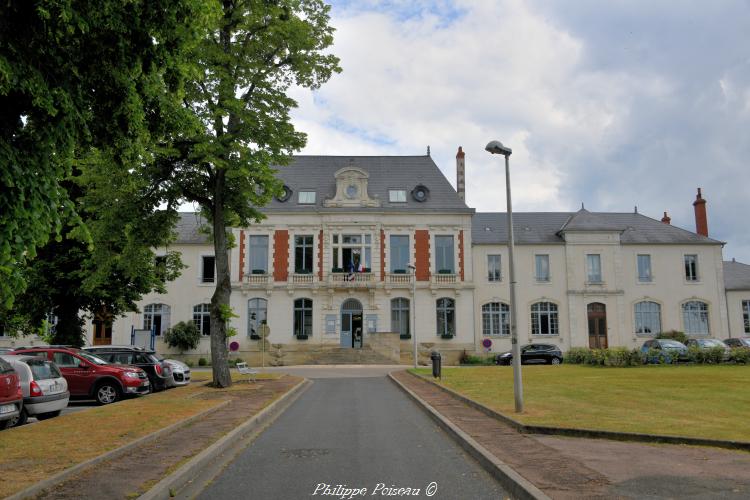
xmin=209 ymin=173 xmax=232 ymax=388
xmin=52 ymin=300 xmax=85 ymax=347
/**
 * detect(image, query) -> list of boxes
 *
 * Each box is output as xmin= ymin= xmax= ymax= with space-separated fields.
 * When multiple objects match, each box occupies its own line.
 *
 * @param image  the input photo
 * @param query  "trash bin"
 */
xmin=430 ymin=351 xmax=442 ymax=379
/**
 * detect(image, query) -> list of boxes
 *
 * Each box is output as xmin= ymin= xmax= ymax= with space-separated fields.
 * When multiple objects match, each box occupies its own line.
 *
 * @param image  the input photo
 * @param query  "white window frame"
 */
xmin=436 ymin=297 xmax=456 ymax=337
xmin=482 ymin=302 xmax=510 ymax=336
xmin=637 ymin=254 xmax=652 ymax=283
xmin=388 ymin=189 xmax=407 ymax=203
xmin=531 ymin=301 xmax=558 ymax=335
xmin=634 ymin=301 xmax=661 ymax=335
xmin=434 ymin=235 xmax=455 ymax=274
xmin=247 ymin=298 xmax=268 ymax=338
xmin=143 ymin=303 xmax=171 ymax=336
xmin=391 ymin=298 xmax=410 ymax=337
xmin=247 ymin=234 xmax=270 ymax=275
xmin=200 ymin=254 xmax=215 ymax=284
xmin=534 ymin=254 xmax=550 ymax=282
xmin=684 ymin=254 xmax=699 ymax=282
xmin=389 ymin=234 xmax=410 ymax=273
xmin=586 ymin=254 xmax=602 ymax=283
xmin=682 ymin=300 xmax=709 ymax=335
xmin=293 ymin=298 xmax=313 ymax=337
xmin=487 ymin=254 xmax=502 ymax=282
xmin=298 ymin=190 xmax=316 ymax=204
xmin=293 ymin=234 xmax=315 ymax=273
xmin=193 ymin=303 xmax=211 ymax=336
xmin=331 ymin=233 xmax=373 ymax=272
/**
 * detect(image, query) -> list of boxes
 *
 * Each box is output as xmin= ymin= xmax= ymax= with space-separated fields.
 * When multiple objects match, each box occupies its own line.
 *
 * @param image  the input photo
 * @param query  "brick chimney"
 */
xmin=456 ymin=146 xmax=465 ymax=201
xmin=661 ymin=211 xmax=671 ymax=224
xmin=693 ymin=188 xmax=708 ymax=237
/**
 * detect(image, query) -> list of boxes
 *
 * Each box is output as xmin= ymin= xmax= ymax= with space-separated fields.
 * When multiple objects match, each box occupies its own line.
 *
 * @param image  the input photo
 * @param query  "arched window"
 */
xmin=247 ymin=298 xmax=268 ymax=339
xmin=683 ymin=301 xmax=709 ymax=334
xmin=482 ymin=302 xmax=510 ymax=336
xmin=531 ymin=302 xmax=558 ymax=335
xmin=294 ymin=298 xmax=313 ymax=338
xmin=193 ymin=304 xmax=211 ymax=336
xmin=391 ymin=298 xmax=410 ymax=338
xmin=143 ymin=304 xmax=171 ymax=336
xmin=436 ymin=298 xmax=455 ymax=338
xmin=634 ymin=301 xmax=661 ymax=335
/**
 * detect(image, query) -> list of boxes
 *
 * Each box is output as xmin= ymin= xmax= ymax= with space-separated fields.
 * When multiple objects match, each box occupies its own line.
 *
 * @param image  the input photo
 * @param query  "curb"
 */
xmin=388 ymin=373 xmax=549 ymax=500
xmin=7 ymin=398 xmax=232 ymax=500
xmin=139 ymin=378 xmax=312 ymax=500
xmin=409 ymin=371 xmax=750 ymax=453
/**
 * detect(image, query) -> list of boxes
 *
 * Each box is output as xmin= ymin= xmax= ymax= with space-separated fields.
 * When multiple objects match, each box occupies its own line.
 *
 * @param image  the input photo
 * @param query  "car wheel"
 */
xmin=95 ymin=382 xmax=121 ymax=405
xmin=9 ymin=408 xmax=28 ymax=427
xmin=36 ymin=410 xmax=61 ymax=420
xmin=551 ymin=357 xmax=561 ymax=365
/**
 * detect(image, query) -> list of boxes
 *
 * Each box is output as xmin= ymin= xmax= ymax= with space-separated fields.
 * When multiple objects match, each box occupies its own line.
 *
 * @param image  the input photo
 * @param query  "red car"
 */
xmin=12 ymin=347 xmax=150 ymax=405
xmin=0 ymin=357 xmax=23 ymax=429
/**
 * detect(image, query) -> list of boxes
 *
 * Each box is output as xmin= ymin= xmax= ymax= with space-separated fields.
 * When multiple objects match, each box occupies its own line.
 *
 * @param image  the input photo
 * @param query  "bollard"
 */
xmin=430 ymin=351 xmax=442 ymax=379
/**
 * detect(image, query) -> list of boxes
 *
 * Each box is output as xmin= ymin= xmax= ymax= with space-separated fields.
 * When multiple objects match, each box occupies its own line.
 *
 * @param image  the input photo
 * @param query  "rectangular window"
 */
xmin=298 ymin=191 xmax=316 ymax=204
xmin=248 ymin=235 xmax=269 ymax=274
xmin=201 ymin=255 xmax=215 ymax=283
xmin=435 ymin=236 xmax=455 ymax=273
xmin=389 ymin=189 xmax=407 ymax=202
xmin=390 ymin=235 xmax=410 ymax=272
xmin=487 ymin=254 xmax=501 ymax=282
xmin=331 ymin=233 xmax=373 ymax=272
xmin=535 ymin=254 xmax=550 ymax=282
xmin=743 ymin=300 xmax=750 ymax=334
xmin=586 ymin=254 xmax=602 ymax=283
xmin=637 ymin=254 xmax=652 ymax=282
xmin=295 ymin=235 xmax=314 ymax=273
xmin=684 ymin=254 xmax=699 ymax=281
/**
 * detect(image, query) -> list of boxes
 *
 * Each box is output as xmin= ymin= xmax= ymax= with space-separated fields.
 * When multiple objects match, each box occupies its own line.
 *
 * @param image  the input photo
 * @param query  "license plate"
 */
xmin=48 ymin=383 xmax=63 ymax=394
xmin=0 ymin=404 xmax=15 ymax=414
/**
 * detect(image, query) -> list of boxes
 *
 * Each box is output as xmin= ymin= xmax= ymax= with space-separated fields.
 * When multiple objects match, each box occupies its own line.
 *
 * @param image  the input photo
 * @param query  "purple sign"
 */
xmin=482 ymin=338 xmax=492 ymax=348
xmin=229 ymin=341 xmax=240 ymax=352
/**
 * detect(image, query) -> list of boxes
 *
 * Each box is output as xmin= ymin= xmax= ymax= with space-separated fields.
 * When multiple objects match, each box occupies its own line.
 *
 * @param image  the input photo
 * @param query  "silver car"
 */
xmin=0 ymin=355 xmax=69 ymax=426
xmin=163 ymin=359 xmax=191 ymax=387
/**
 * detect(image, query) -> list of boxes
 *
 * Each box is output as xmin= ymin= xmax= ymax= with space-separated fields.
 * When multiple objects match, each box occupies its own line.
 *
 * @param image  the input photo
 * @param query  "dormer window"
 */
xmin=298 ymin=191 xmax=316 ymax=204
xmin=389 ymin=189 xmax=407 ymax=203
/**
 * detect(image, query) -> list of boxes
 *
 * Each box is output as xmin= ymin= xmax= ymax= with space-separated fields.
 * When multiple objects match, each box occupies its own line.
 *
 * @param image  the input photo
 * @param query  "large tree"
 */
xmin=159 ymin=0 xmax=340 ymax=386
xmin=0 ymin=0 xmax=205 ymax=307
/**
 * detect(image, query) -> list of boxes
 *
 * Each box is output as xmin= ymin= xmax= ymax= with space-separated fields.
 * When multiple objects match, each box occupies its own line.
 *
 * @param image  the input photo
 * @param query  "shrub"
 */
xmin=185 ymin=360 xmax=194 ymax=368
xmin=603 ymin=347 xmax=641 ymax=367
xmin=564 ymin=348 xmax=589 ymax=364
xmin=729 ymin=347 xmax=750 ymax=364
xmin=198 ymin=357 xmax=208 ymax=366
xmin=656 ymin=330 xmax=689 ymax=346
xmin=688 ymin=346 xmax=726 ymax=364
xmin=459 ymin=351 xmax=494 ymax=365
xmin=163 ymin=321 xmax=200 ymax=353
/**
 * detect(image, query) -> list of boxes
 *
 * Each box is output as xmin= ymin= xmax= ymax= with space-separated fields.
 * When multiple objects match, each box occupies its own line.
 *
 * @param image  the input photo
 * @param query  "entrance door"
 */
xmin=340 ymin=299 xmax=363 ymax=348
xmin=92 ymin=306 xmax=113 ymax=345
xmin=587 ymin=303 xmax=608 ymax=349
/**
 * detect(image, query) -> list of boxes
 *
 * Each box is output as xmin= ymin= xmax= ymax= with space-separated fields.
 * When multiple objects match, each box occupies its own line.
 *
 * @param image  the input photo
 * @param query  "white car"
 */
xmin=163 ymin=359 xmax=191 ymax=387
xmin=0 ymin=355 xmax=69 ymax=426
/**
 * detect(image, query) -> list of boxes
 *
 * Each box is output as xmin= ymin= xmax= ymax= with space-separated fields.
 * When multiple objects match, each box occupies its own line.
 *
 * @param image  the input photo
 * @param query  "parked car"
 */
xmin=723 ymin=337 xmax=750 ymax=348
xmin=0 ymin=357 xmax=22 ymax=430
xmin=685 ymin=338 xmax=731 ymax=358
xmin=641 ymin=339 xmax=689 ymax=363
xmin=83 ymin=346 xmax=172 ymax=392
xmin=495 ymin=344 xmax=563 ymax=365
xmin=12 ymin=347 xmax=149 ymax=405
xmin=163 ymin=359 xmax=191 ymax=387
xmin=0 ymin=355 xmax=69 ymax=426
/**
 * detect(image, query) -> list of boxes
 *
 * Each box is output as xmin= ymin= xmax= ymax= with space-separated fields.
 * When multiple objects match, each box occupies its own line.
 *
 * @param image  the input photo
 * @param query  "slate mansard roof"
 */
xmin=472 ymin=209 xmax=724 ymax=246
xmin=264 ymin=155 xmax=472 ymax=213
xmin=724 ymin=260 xmax=750 ymax=291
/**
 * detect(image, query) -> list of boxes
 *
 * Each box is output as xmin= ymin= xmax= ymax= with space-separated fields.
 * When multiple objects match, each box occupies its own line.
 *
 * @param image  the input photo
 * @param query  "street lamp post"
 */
xmin=485 ymin=140 xmax=524 ymax=413
xmin=407 ymin=263 xmax=417 ymax=369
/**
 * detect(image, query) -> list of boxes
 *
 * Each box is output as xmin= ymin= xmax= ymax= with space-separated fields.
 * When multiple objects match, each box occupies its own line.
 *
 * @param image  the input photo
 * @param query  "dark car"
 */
xmin=685 ymin=338 xmax=731 ymax=358
xmin=0 ymin=357 xmax=22 ymax=430
xmin=641 ymin=339 xmax=689 ymax=363
xmin=12 ymin=347 xmax=149 ymax=404
xmin=495 ymin=344 xmax=563 ymax=365
xmin=723 ymin=337 xmax=750 ymax=348
xmin=83 ymin=346 xmax=172 ymax=392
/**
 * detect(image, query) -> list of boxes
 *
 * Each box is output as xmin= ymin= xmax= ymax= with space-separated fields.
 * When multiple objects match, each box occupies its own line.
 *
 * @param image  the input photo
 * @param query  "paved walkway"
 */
xmin=198 ymin=375 xmax=507 ymax=499
xmin=394 ymin=371 xmax=750 ymax=499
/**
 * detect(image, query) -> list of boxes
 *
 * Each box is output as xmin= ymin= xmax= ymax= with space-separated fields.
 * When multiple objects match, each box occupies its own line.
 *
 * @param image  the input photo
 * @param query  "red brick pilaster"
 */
xmin=380 ymin=230 xmax=386 ymax=281
xmin=458 ymin=230 xmax=465 ymax=281
xmin=273 ymin=230 xmax=289 ymax=282
xmin=239 ymin=230 xmax=246 ymax=281
xmin=415 ymin=230 xmax=431 ymax=281
xmin=318 ymin=230 xmax=324 ymax=281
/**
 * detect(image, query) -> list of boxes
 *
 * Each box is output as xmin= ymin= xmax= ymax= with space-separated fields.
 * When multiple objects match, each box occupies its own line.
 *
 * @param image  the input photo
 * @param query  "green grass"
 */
xmin=412 ymin=365 xmax=750 ymax=442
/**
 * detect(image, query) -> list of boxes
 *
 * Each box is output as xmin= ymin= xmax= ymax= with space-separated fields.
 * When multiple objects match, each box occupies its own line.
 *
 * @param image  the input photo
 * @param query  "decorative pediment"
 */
xmin=324 ymin=165 xmax=381 ymax=208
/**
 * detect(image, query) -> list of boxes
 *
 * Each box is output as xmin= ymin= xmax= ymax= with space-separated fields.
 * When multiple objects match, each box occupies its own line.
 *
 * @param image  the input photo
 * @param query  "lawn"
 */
xmin=412 ymin=364 xmax=750 ymax=442
xmin=0 ymin=371 xmax=283 ymax=498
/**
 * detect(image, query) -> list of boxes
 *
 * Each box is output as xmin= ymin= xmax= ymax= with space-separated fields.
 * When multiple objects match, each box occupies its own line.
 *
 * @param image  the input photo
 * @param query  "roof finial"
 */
xmin=634 ymin=205 xmax=638 ymax=213
xmin=581 ymin=202 xmax=585 ymax=210
xmin=427 ymin=145 xmax=431 ymax=156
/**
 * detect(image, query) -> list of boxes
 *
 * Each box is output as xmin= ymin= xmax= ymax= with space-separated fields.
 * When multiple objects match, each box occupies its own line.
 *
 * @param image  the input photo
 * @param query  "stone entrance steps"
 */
xmin=307 ymin=346 xmax=396 ymax=365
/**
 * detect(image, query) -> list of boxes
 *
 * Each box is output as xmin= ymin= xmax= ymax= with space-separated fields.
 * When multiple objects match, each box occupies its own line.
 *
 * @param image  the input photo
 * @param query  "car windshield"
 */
xmin=27 ymin=359 xmax=62 ymax=380
xmin=0 ymin=358 xmax=14 ymax=375
xmin=77 ymin=351 xmax=109 ymax=365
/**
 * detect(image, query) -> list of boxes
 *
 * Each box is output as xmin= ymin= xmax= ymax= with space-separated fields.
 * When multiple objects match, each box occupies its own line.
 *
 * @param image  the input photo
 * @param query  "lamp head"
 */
xmin=485 ymin=140 xmax=512 ymax=156
xmin=406 ymin=262 xmax=416 ymax=270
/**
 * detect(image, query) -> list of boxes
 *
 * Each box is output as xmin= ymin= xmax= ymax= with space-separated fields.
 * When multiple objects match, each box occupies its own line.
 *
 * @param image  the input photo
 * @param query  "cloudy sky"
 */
xmin=288 ymin=0 xmax=750 ymax=262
